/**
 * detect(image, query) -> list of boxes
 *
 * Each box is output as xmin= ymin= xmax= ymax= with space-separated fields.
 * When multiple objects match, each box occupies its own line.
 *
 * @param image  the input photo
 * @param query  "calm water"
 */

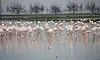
xmin=0 ymin=21 xmax=100 ymax=60
xmin=0 ymin=38 xmax=100 ymax=60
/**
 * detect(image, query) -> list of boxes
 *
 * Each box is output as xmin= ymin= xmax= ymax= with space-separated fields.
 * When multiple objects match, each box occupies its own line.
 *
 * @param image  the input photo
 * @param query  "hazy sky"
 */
xmin=1 ymin=0 xmax=100 ymax=13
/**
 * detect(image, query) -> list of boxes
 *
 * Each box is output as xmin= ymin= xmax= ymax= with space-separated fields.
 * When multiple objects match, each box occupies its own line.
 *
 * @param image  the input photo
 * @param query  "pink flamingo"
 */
xmin=65 ymin=24 xmax=74 ymax=41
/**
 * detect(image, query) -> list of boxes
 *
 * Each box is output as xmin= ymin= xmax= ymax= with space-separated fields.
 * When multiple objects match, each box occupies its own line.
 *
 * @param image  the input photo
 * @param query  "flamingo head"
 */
xmin=59 ymin=23 xmax=63 ymax=26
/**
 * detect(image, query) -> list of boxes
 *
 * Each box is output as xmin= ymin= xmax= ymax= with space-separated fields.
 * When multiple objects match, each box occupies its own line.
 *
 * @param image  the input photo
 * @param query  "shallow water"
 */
xmin=0 ymin=21 xmax=100 ymax=60
xmin=0 ymin=34 xmax=100 ymax=60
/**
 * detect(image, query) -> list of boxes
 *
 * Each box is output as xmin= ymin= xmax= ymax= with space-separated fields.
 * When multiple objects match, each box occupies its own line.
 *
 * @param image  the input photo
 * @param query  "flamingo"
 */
xmin=35 ymin=25 xmax=43 ymax=41
xmin=53 ymin=28 xmax=58 ymax=32
xmin=58 ymin=23 xmax=64 ymax=31
xmin=27 ymin=26 xmax=33 ymax=33
xmin=58 ymin=23 xmax=64 ymax=40
xmin=53 ymin=28 xmax=58 ymax=41
xmin=0 ymin=25 xmax=8 ymax=48
xmin=48 ymin=28 xmax=53 ymax=33
xmin=47 ymin=28 xmax=54 ymax=49
xmin=0 ymin=28 xmax=5 ymax=48
xmin=65 ymin=24 xmax=74 ymax=41
xmin=44 ymin=24 xmax=50 ymax=31
xmin=80 ymin=24 xmax=88 ymax=41
xmin=0 ymin=28 xmax=4 ymax=33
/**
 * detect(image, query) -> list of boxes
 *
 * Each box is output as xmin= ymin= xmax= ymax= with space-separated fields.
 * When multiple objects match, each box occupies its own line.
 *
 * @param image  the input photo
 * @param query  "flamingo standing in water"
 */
xmin=44 ymin=23 xmax=50 ymax=31
xmin=91 ymin=24 xmax=100 ymax=41
xmin=35 ymin=25 xmax=43 ymax=43
xmin=80 ymin=23 xmax=88 ymax=42
xmin=53 ymin=28 xmax=58 ymax=41
xmin=47 ymin=28 xmax=53 ymax=47
xmin=74 ymin=24 xmax=81 ymax=41
xmin=58 ymin=23 xmax=64 ymax=42
xmin=0 ymin=28 xmax=4 ymax=46
xmin=91 ymin=26 xmax=98 ymax=40
xmin=65 ymin=23 xmax=74 ymax=41
xmin=0 ymin=24 xmax=8 ymax=48
xmin=43 ymin=23 xmax=54 ymax=49
xmin=58 ymin=23 xmax=64 ymax=34
xmin=27 ymin=26 xmax=33 ymax=42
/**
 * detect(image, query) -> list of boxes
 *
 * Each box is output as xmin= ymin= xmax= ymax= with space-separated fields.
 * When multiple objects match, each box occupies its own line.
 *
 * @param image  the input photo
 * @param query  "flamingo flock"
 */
xmin=0 ymin=19 xmax=100 ymax=49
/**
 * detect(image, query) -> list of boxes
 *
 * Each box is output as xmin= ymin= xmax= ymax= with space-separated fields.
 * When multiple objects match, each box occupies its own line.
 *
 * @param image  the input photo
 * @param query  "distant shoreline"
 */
xmin=0 ymin=13 xmax=100 ymax=21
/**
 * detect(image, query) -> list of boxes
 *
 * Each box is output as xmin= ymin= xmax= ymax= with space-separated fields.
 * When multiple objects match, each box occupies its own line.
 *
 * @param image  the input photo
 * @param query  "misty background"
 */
xmin=1 ymin=0 xmax=100 ymax=14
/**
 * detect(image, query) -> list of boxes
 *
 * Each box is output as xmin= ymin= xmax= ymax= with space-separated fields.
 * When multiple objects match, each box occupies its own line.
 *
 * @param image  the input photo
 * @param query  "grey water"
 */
xmin=0 ymin=21 xmax=100 ymax=60
xmin=0 ymin=35 xmax=100 ymax=60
